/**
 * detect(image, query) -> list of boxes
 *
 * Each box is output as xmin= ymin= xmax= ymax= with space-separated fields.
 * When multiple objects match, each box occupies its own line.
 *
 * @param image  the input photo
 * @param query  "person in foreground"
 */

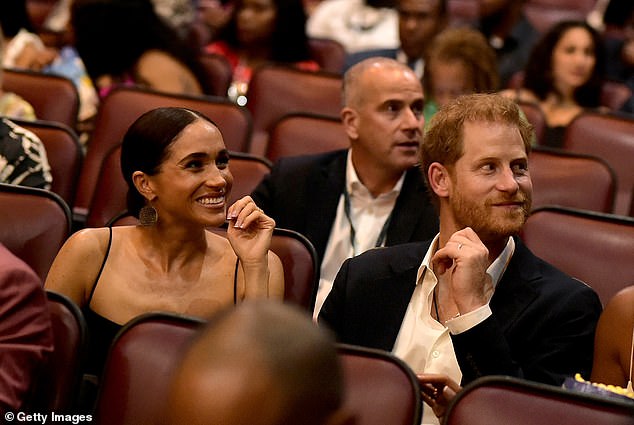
xmin=0 ymin=243 xmax=53 ymax=415
xmin=164 ymin=300 xmax=355 ymax=425
xmin=319 ymin=93 xmax=603 ymax=424
xmin=252 ymin=57 xmax=438 ymax=318
xmin=45 ymin=107 xmax=284 ymax=379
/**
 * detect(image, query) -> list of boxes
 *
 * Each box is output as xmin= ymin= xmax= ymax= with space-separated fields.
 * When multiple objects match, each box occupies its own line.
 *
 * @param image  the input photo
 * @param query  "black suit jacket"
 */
xmin=251 ymin=149 xmax=439 ymax=264
xmin=319 ymin=237 xmax=602 ymax=386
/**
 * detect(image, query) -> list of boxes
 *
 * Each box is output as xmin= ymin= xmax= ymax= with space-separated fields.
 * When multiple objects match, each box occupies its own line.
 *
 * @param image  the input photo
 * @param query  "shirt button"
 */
xmin=432 ymin=350 xmax=440 ymax=358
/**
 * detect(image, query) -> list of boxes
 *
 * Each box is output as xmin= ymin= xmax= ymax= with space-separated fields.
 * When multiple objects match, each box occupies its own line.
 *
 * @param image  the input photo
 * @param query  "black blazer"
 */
xmin=319 ymin=237 xmax=602 ymax=386
xmin=251 ymin=149 xmax=439 ymax=264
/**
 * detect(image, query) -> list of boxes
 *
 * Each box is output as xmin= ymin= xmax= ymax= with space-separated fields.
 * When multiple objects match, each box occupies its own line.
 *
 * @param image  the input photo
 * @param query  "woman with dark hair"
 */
xmin=71 ymin=0 xmax=210 ymax=97
xmin=205 ymin=0 xmax=318 ymax=103
xmin=501 ymin=20 xmax=605 ymax=148
xmin=45 ymin=107 xmax=284 ymax=379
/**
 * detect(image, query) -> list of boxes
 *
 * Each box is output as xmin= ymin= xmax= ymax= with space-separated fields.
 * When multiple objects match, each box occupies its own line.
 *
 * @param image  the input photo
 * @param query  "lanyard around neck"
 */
xmin=342 ymin=189 xmax=393 ymax=255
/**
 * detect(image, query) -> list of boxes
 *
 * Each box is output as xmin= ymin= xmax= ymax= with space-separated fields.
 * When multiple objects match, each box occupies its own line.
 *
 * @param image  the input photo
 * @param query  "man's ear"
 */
xmin=132 ymin=171 xmax=157 ymax=202
xmin=427 ymin=162 xmax=451 ymax=199
xmin=341 ymin=107 xmax=359 ymax=141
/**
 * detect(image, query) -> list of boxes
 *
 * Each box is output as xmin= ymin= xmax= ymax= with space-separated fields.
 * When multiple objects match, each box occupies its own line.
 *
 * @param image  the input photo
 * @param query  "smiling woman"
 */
xmin=44 ymin=107 xmax=284 ymax=385
xmin=500 ymin=20 xmax=605 ymax=148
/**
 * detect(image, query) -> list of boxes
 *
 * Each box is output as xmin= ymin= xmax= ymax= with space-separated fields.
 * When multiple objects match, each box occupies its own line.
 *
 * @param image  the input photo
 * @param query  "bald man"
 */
xmin=164 ymin=301 xmax=355 ymax=425
xmin=252 ymin=57 xmax=438 ymax=318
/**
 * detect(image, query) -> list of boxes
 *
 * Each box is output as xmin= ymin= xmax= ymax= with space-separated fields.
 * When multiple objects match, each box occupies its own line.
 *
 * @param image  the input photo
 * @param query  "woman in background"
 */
xmin=501 ymin=20 xmax=605 ymax=148
xmin=71 ymin=0 xmax=210 ymax=98
xmin=205 ymin=0 xmax=318 ymax=103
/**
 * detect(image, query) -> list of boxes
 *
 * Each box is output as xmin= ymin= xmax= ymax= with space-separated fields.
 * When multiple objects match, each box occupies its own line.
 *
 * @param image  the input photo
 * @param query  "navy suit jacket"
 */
xmin=251 ymin=149 xmax=439 ymax=266
xmin=319 ymin=237 xmax=602 ymax=386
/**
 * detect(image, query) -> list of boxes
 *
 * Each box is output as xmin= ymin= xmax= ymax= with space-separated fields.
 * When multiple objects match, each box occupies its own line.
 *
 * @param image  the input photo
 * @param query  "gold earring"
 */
xmin=139 ymin=205 xmax=158 ymax=226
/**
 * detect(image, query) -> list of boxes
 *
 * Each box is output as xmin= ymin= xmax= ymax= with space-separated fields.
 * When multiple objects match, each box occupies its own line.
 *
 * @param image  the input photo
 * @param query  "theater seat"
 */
xmin=563 ymin=111 xmax=634 ymax=215
xmin=0 ymin=183 xmax=71 ymax=281
xmin=27 ymin=291 xmax=87 ymax=412
xmin=266 ymin=112 xmax=348 ymax=162
xmin=10 ymin=118 xmax=83 ymax=207
xmin=521 ymin=206 xmax=634 ymax=306
xmin=93 ymin=313 xmax=203 ymax=425
xmin=2 ymin=68 xmax=79 ymax=128
xmin=337 ymin=344 xmax=422 ymax=425
xmin=246 ymin=65 xmax=342 ymax=156
xmin=529 ymin=146 xmax=616 ymax=213
xmin=444 ymin=375 xmax=634 ymax=425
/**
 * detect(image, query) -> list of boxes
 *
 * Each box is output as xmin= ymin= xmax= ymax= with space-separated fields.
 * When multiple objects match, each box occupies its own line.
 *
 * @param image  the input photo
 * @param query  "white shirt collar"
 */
xmin=346 ymin=149 xmax=405 ymax=198
xmin=417 ymin=234 xmax=516 ymax=289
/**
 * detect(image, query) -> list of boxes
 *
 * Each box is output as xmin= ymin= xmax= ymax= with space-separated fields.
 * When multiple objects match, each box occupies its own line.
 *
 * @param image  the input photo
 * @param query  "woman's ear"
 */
xmin=427 ymin=162 xmax=451 ymax=199
xmin=132 ymin=171 xmax=157 ymax=202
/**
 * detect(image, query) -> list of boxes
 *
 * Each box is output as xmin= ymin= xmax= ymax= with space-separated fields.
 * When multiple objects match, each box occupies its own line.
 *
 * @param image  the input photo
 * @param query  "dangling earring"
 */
xmin=139 ymin=204 xmax=158 ymax=226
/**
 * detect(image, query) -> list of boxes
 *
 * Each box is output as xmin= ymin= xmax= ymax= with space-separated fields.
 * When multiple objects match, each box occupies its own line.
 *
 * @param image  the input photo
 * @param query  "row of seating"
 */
xmin=2 ymin=177 xmax=633 ymax=319
xmin=4 ymin=64 xmax=633 ymax=219
xmin=35 ymin=297 xmax=423 ymax=425
xmin=39 ymin=294 xmax=634 ymax=424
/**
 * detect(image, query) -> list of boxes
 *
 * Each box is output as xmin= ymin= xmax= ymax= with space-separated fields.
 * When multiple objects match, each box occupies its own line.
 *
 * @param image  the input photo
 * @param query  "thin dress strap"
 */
xmin=233 ymin=257 xmax=239 ymax=305
xmin=87 ymin=226 xmax=113 ymax=305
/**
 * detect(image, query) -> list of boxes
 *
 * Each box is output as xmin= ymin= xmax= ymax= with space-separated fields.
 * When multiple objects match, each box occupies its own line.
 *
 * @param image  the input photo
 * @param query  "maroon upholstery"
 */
xmin=198 ymin=53 xmax=233 ymax=97
xmin=85 ymin=148 xmax=270 ymax=228
xmin=246 ymin=65 xmax=342 ymax=156
xmin=563 ymin=111 xmax=634 ymax=216
xmin=517 ymin=100 xmax=546 ymax=145
xmin=267 ymin=113 xmax=349 ymax=162
xmin=11 ymin=118 xmax=83 ymax=206
xmin=95 ymin=314 xmax=420 ymax=425
xmin=2 ymin=69 xmax=79 ymax=128
xmin=73 ymin=86 xmax=253 ymax=220
xmin=93 ymin=313 xmax=203 ymax=425
xmin=28 ymin=291 xmax=87 ymax=412
xmin=529 ymin=147 xmax=616 ymax=213
xmin=308 ymin=37 xmax=347 ymax=74
xmin=444 ymin=375 xmax=634 ymax=425
xmin=0 ymin=184 xmax=71 ymax=281
xmin=338 ymin=344 xmax=422 ymax=425
xmin=521 ymin=207 xmax=634 ymax=306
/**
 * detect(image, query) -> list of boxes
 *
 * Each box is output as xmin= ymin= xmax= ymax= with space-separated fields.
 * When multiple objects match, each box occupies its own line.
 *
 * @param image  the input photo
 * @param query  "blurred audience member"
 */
xmin=602 ymin=0 xmax=634 ymax=114
xmin=308 ymin=0 xmax=399 ymax=53
xmin=345 ymin=0 xmax=448 ymax=79
xmin=500 ymin=20 xmax=605 ymax=148
xmin=423 ymin=27 xmax=499 ymax=124
xmin=71 ymin=0 xmax=209 ymax=98
xmin=0 ymin=243 xmax=53 ymax=415
xmin=0 ymin=117 xmax=52 ymax=189
xmin=477 ymin=0 xmax=539 ymax=87
xmin=205 ymin=0 xmax=318 ymax=104
xmin=165 ymin=301 xmax=355 ymax=425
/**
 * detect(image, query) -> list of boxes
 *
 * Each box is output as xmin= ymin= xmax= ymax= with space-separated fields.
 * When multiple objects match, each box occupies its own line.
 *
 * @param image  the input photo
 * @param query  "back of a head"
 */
xmin=165 ymin=301 xmax=346 ymax=425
